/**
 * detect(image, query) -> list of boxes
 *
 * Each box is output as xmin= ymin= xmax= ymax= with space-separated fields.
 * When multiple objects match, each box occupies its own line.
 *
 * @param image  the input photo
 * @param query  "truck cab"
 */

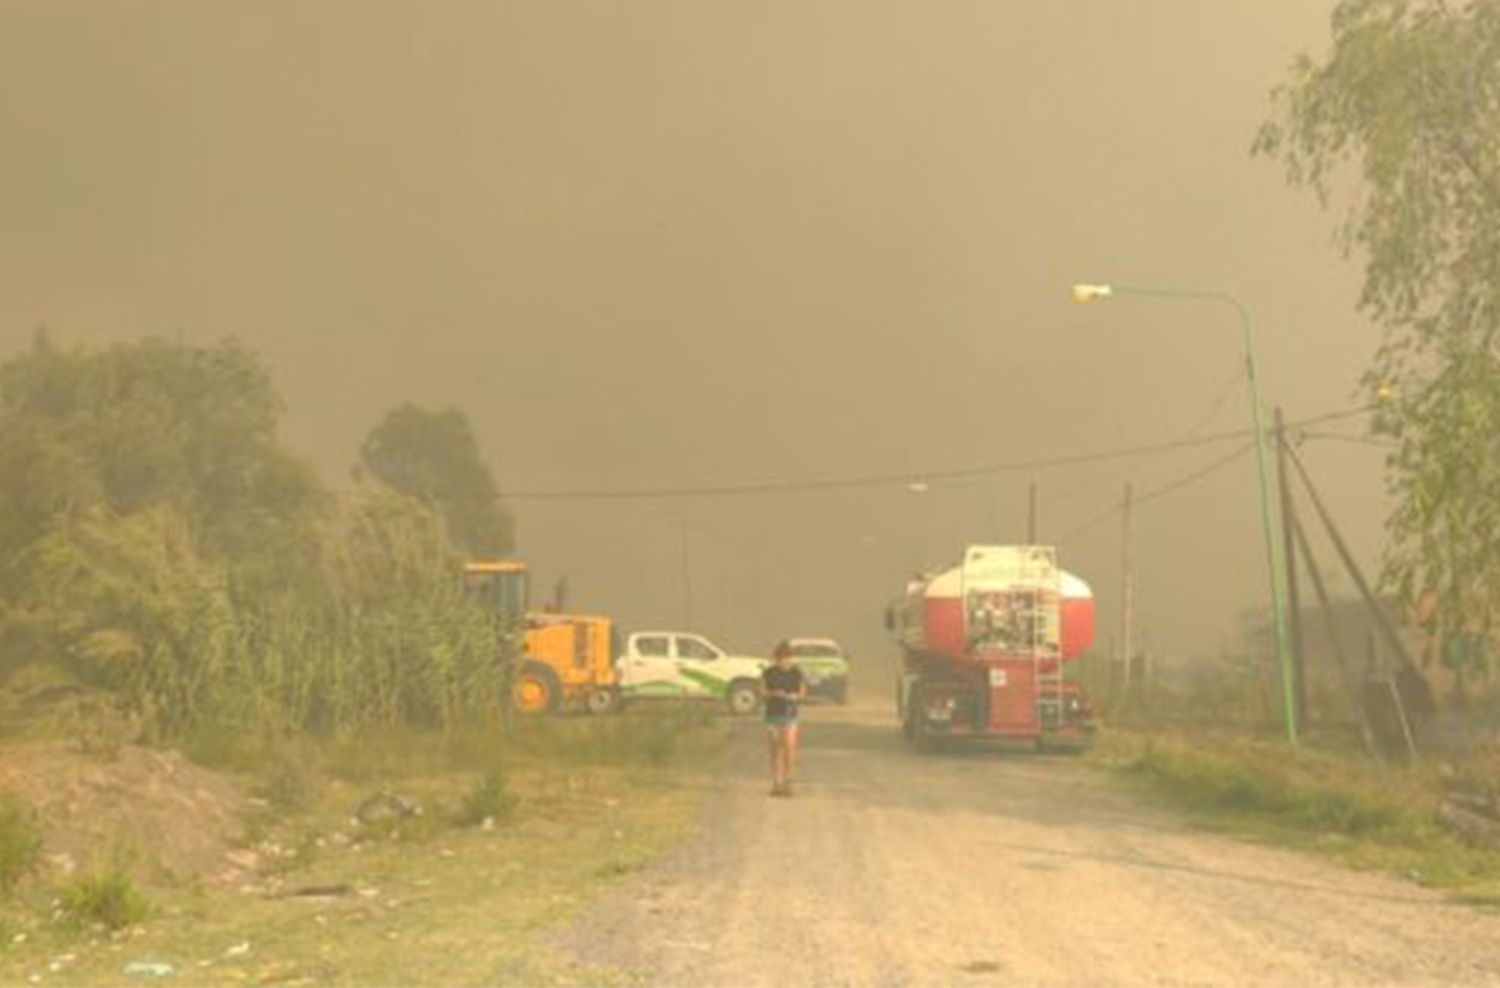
xmin=618 ymin=631 xmax=767 ymax=715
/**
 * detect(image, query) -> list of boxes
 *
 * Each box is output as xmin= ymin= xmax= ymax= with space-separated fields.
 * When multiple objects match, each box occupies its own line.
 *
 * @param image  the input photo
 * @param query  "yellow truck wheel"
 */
xmin=512 ymin=662 xmax=561 ymax=715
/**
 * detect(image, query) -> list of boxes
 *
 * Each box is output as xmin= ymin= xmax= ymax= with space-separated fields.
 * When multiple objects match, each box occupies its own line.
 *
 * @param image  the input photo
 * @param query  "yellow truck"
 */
xmin=516 ymin=613 xmax=621 ymax=715
xmin=463 ymin=561 xmax=620 ymax=716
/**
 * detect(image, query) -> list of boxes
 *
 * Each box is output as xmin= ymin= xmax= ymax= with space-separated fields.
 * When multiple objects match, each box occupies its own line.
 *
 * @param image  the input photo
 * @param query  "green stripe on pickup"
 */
xmin=677 ymin=665 xmax=729 ymax=697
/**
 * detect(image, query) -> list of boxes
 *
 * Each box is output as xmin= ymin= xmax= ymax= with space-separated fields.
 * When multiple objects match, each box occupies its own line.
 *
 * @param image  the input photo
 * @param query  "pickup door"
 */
xmin=620 ymin=633 xmax=730 ymax=697
xmin=620 ymin=634 xmax=678 ymax=695
xmin=671 ymin=634 xmax=729 ymax=697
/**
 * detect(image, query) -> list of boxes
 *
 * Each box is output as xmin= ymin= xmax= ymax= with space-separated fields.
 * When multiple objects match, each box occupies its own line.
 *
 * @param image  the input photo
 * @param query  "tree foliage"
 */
xmin=1256 ymin=0 xmax=1500 ymax=677
xmin=0 ymin=336 xmax=505 ymax=737
xmin=358 ymin=403 xmax=513 ymax=558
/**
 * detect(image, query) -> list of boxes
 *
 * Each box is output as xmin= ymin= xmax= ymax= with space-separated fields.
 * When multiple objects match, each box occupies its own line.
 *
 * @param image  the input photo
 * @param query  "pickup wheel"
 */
xmin=726 ymin=679 xmax=760 ymax=717
xmin=511 ymin=661 xmax=562 ymax=716
xmin=584 ymin=686 xmax=620 ymax=716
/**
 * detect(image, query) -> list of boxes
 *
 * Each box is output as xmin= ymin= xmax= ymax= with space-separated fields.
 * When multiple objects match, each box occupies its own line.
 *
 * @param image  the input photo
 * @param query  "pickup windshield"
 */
xmin=677 ymin=637 xmax=720 ymax=660
xmin=790 ymin=643 xmax=842 ymax=658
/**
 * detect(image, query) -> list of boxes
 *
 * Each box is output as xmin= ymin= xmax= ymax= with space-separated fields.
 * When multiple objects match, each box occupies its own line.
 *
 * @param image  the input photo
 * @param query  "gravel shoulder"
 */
xmin=560 ymin=699 xmax=1500 ymax=987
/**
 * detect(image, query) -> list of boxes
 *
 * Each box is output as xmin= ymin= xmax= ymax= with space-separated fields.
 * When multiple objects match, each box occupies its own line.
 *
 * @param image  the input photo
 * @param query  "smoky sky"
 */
xmin=0 ymin=1 xmax=1384 ymax=667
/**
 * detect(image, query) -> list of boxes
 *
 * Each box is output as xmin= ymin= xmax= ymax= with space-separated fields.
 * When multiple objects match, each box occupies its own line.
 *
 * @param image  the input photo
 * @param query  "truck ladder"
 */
xmin=1021 ymin=546 xmax=1065 ymax=736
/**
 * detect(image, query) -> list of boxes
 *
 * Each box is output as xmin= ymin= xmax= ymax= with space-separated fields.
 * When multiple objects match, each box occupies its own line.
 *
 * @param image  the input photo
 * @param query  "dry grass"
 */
xmin=0 ymin=712 xmax=726 ymax=984
xmin=0 ymin=794 xmax=42 ymax=892
xmin=1092 ymin=729 xmax=1500 ymax=907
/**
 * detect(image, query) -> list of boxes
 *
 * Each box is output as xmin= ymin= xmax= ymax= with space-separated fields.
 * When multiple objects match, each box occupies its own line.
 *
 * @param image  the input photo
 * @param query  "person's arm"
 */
xmin=795 ymin=669 xmax=808 ymax=701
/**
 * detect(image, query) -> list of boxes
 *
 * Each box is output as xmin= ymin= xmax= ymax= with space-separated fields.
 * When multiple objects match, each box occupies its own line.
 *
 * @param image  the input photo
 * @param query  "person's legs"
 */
xmin=767 ymin=725 xmax=782 ymax=792
xmin=782 ymin=723 xmax=799 ymax=791
xmin=786 ymin=722 xmax=798 ymax=785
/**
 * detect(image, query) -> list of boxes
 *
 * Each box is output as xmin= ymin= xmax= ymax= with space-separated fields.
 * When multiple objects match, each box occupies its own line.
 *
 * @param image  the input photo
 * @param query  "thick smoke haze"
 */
xmin=0 ymin=2 xmax=1383 ymax=667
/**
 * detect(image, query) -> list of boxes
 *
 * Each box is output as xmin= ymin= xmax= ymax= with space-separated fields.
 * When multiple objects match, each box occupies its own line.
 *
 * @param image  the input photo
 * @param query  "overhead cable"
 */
xmin=1054 ymin=443 xmax=1256 ymax=546
xmin=503 ymin=404 xmax=1374 ymax=501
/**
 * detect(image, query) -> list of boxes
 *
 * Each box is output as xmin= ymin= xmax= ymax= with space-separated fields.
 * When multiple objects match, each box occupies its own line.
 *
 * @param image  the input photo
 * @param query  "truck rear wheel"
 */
xmin=905 ymin=682 xmax=946 ymax=753
xmin=511 ymin=662 xmax=562 ymax=716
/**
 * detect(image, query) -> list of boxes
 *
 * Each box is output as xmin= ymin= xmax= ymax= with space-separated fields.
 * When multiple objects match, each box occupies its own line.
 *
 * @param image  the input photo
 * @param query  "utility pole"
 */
xmin=719 ymin=570 xmax=730 ymax=641
xmin=679 ymin=517 xmax=694 ymax=627
xmin=1120 ymin=481 xmax=1135 ymax=691
xmin=1275 ymin=408 xmax=1308 ymax=725
xmin=1027 ymin=480 xmax=1039 ymax=543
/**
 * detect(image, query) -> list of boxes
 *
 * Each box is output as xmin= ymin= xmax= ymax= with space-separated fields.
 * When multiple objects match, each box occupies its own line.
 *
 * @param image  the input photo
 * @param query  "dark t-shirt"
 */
xmin=762 ymin=664 xmax=804 ymax=720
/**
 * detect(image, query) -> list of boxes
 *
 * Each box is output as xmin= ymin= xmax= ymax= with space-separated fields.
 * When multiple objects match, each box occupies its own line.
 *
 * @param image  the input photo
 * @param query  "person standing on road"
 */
xmin=762 ymin=641 xmax=807 ymax=797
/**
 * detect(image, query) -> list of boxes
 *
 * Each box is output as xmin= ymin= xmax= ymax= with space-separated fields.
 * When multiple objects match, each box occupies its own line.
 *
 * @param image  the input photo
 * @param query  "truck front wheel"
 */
xmin=726 ymin=680 xmax=760 ymax=717
xmin=511 ymin=662 xmax=562 ymax=716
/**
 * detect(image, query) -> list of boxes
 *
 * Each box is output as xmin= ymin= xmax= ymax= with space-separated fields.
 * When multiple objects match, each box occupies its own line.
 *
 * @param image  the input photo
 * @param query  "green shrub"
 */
xmin=61 ymin=858 xmax=148 ymax=930
xmin=0 ymin=794 xmax=42 ymax=892
xmin=457 ymin=771 xmax=518 ymax=827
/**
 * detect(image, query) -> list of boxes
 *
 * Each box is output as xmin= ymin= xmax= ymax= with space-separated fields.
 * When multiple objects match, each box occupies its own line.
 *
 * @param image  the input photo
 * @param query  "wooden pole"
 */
xmin=1284 ymin=443 xmax=1421 ymax=754
xmin=679 ymin=517 xmax=694 ymax=627
xmin=1028 ymin=480 xmax=1039 ymax=544
xmin=1120 ymin=482 xmax=1135 ymax=692
xmin=1289 ymin=502 xmax=1377 ymax=754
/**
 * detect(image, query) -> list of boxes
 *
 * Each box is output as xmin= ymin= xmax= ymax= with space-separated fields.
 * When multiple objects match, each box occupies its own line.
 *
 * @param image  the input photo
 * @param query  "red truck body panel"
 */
xmin=896 ymin=546 xmax=1096 ymax=744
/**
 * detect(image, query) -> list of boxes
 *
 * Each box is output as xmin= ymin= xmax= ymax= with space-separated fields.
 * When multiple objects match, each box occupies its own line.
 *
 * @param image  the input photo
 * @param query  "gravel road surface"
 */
xmin=562 ymin=699 xmax=1500 ymax=987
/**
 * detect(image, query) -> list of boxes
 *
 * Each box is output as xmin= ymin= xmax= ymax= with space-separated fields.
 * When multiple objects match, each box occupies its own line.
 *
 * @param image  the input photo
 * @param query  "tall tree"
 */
xmin=358 ymin=404 xmax=514 ymax=557
xmin=1256 ymin=0 xmax=1500 ymax=683
xmin=0 ymin=336 xmax=320 ymax=567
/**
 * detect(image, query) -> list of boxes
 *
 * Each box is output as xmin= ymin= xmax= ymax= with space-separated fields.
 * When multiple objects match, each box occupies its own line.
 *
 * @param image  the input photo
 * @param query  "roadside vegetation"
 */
xmin=0 ymin=333 xmax=515 ymax=743
xmin=0 ymin=333 xmax=730 ymax=983
xmin=1089 ymin=723 xmax=1500 ymax=908
xmin=0 ymin=709 xmax=723 ymax=985
xmin=1086 ymin=0 xmax=1500 ymax=910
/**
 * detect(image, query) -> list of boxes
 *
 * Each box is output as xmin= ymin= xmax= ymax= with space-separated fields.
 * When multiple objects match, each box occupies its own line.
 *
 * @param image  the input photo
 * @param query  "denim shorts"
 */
xmin=764 ymin=713 xmax=798 ymax=729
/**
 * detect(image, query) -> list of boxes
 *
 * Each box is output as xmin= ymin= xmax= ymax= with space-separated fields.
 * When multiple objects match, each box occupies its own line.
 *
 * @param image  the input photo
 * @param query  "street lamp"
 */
xmin=1071 ymin=281 xmax=1298 ymax=745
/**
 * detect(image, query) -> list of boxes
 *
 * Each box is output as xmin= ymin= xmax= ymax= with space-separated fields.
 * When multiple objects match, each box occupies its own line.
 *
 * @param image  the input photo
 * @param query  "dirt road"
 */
xmin=562 ymin=699 xmax=1500 ymax=987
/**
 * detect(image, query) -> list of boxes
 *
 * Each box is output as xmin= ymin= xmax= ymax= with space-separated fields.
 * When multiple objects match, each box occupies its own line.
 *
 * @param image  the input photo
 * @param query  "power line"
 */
xmin=1049 ymin=365 xmax=1245 ymax=507
xmin=1055 ymin=442 xmax=1255 ymax=546
xmin=1296 ymin=430 xmax=1397 ymax=450
xmin=503 ymin=404 xmax=1374 ymax=501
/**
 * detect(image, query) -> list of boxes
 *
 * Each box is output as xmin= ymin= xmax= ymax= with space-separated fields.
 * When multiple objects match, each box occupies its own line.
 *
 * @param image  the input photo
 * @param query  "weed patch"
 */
xmin=457 ymin=771 xmax=519 ymax=827
xmin=60 ymin=851 xmax=149 ymax=930
xmin=0 ymin=793 xmax=42 ymax=892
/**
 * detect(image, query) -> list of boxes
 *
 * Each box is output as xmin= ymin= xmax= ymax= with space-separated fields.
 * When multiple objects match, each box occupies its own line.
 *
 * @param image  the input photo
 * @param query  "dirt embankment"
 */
xmin=561 ymin=700 xmax=1500 ymax=987
xmin=0 ymin=741 xmax=247 ymax=881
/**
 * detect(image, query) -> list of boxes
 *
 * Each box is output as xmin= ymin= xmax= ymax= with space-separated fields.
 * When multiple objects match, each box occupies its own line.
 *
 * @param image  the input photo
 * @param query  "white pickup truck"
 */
xmin=617 ymin=631 xmax=768 ymax=715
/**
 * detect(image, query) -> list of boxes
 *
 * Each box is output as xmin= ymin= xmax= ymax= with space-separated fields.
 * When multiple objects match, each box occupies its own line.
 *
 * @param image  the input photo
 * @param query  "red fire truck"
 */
xmin=888 ymin=545 xmax=1097 ymax=750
